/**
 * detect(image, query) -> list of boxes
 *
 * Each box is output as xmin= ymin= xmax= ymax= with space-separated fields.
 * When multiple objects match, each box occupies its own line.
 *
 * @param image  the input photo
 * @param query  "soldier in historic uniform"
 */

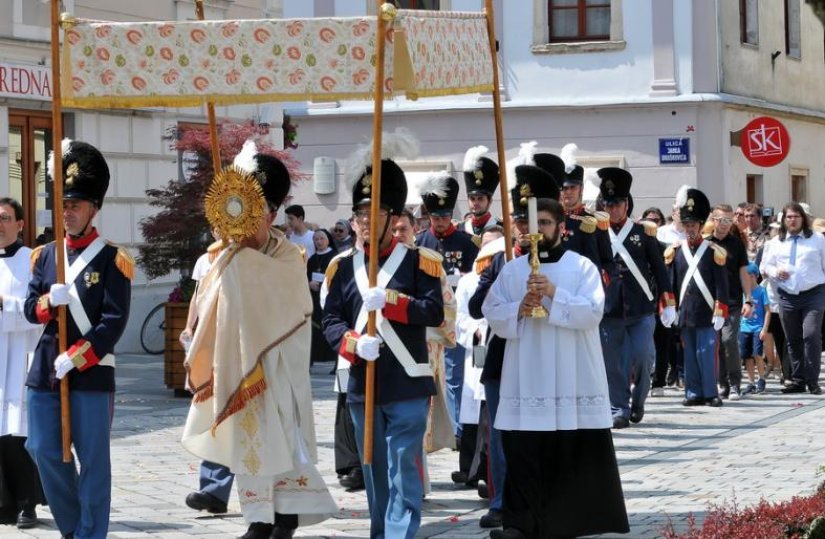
xmin=597 ymin=168 xmax=676 ymax=429
xmin=666 ymin=186 xmax=729 ymax=407
xmin=415 ymin=171 xmax=479 ymax=467
xmin=517 ymin=142 xmax=613 ymax=276
xmin=24 ymin=139 xmax=133 ymax=539
xmin=323 ymin=131 xmax=445 ymax=539
xmin=462 ymin=146 xmax=503 ymax=241
xmin=416 ymin=172 xmax=479 ymax=278
xmin=468 ymin=161 xmax=560 ymax=530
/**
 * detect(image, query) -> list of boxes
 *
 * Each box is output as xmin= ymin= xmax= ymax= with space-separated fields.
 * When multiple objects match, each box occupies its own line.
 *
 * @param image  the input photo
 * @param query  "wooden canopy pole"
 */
xmin=50 ymin=0 xmax=72 ymax=463
xmin=484 ymin=0 xmax=513 ymax=261
xmin=194 ymin=0 xmax=222 ymax=173
xmin=362 ymin=0 xmax=391 ymax=466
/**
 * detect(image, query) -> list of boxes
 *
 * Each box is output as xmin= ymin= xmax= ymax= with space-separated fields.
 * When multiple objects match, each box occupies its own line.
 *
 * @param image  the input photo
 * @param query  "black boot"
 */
xmin=239 ymin=522 xmax=274 ymax=539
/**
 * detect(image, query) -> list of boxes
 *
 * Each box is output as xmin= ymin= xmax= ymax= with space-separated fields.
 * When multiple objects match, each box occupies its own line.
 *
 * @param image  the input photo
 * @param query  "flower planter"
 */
xmin=163 ymin=302 xmax=190 ymax=396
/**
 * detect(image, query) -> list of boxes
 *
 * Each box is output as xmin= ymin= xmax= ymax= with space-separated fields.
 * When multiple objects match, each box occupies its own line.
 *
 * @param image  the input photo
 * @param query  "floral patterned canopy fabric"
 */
xmin=61 ymin=11 xmax=494 ymax=108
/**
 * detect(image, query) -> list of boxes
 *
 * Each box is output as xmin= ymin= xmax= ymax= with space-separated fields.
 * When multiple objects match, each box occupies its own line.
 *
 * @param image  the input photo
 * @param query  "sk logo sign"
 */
xmin=740 ymin=116 xmax=790 ymax=167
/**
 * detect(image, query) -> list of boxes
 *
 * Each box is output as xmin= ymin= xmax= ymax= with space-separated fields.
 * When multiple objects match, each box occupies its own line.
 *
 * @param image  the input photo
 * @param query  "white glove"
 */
xmin=362 ymin=287 xmax=386 ymax=312
xmin=54 ymin=352 xmax=75 ymax=379
xmin=660 ymin=306 xmax=677 ymax=328
xmin=49 ymin=283 xmax=71 ymax=306
xmin=712 ymin=315 xmax=725 ymax=331
xmin=356 ymin=334 xmax=382 ymax=361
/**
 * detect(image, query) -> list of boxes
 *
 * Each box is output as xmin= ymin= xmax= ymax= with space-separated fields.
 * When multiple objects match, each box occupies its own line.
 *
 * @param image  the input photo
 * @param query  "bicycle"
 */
xmin=140 ymin=303 xmax=166 ymax=355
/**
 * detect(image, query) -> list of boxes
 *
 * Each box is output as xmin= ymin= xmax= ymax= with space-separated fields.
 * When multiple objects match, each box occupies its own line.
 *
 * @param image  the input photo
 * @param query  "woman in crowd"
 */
xmin=307 ymin=228 xmax=338 ymax=365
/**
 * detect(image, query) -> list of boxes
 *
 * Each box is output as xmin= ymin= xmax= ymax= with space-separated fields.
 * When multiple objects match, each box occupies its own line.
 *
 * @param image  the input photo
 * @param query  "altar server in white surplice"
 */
xmin=482 ymin=197 xmax=628 ymax=539
xmin=0 ymin=198 xmax=44 ymax=528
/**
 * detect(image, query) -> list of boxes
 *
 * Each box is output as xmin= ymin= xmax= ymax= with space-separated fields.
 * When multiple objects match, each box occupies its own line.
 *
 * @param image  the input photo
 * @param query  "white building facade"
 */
xmin=0 ymin=0 xmax=284 ymax=351
xmin=282 ymin=0 xmax=825 ymax=225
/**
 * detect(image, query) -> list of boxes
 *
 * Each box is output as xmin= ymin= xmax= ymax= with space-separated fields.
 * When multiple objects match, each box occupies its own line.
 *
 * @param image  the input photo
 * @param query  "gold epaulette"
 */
xmin=417 ymin=246 xmax=444 ymax=278
xmin=642 ymin=220 xmax=658 ymax=237
xmin=579 ymin=216 xmax=597 ymax=234
xmin=593 ymin=211 xmax=610 ymax=231
xmin=324 ymin=249 xmax=354 ymax=288
xmin=664 ymin=243 xmax=679 ymax=265
xmin=206 ymin=239 xmax=225 ymax=263
xmin=108 ymin=242 xmax=135 ymax=281
xmin=708 ymin=242 xmax=727 ymax=266
xmin=474 ymin=255 xmax=493 ymax=275
xmin=471 ymin=234 xmax=482 ymax=248
xmin=30 ymin=244 xmax=45 ymax=272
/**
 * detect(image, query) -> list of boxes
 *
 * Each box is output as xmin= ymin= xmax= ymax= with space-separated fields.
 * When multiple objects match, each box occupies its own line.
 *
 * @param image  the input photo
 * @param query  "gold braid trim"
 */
xmin=114 ymin=246 xmax=135 ymax=281
xmin=30 ymin=245 xmax=45 ymax=272
xmin=579 ymin=216 xmax=597 ymax=234
xmin=417 ymin=246 xmax=444 ymax=278
xmin=474 ymin=255 xmax=493 ymax=275
xmin=210 ymin=315 xmax=310 ymax=435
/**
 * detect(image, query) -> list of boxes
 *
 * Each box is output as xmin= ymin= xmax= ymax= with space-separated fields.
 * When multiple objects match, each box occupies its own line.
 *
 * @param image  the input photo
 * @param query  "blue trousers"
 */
xmin=26 ymin=389 xmax=113 ymax=539
xmin=444 ymin=344 xmax=465 ymax=436
xmin=199 ymin=460 xmax=234 ymax=504
xmin=682 ymin=327 xmax=719 ymax=400
xmin=350 ymin=398 xmax=428 ymax=539
xmin=600 ymin=315 xmax=656 ymax=419
xmin=483 ymin=380 xmax=506 ymax=512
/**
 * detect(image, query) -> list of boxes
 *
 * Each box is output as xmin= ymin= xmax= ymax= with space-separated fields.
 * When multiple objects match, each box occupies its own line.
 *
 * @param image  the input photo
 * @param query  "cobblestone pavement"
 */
xmin=3 ymin=355 xmax=824 ymax=538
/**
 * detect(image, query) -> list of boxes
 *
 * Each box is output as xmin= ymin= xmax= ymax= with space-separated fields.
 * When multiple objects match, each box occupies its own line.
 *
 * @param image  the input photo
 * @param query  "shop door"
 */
xmin=8 ymin=111 xmax=53 ymax=247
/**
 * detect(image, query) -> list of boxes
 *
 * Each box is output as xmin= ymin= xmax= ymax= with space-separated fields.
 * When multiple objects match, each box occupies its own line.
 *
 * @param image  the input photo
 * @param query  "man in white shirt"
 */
xmin=657 ymin=195 xmax=687 ymax=245
xmin=760 ymin=202 xmax=825 ymax=395
xmin=285 ymin=204 xmax=315 ymax=259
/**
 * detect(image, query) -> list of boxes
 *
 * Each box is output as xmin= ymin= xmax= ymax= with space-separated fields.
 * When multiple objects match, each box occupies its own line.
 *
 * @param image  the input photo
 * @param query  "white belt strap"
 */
xmin=63 ymin=238 xmax=115 ymax=367
xmin=609 ymin=220 xmax=653 ymax=301
xmin=679 ymin=242 xmax=714 ymax=311
xmin=353 ymin=246 xmax=432 ymax=378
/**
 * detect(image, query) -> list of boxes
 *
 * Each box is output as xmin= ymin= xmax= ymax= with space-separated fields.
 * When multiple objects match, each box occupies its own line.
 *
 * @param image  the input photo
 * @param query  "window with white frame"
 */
xmin=532 ymin=0 xmax=624 ymax=54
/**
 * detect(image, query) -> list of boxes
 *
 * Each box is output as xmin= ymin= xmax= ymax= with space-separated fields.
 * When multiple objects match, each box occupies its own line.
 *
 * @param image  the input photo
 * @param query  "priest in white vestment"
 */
xmin=0 ymin=198 xmax=44 ymax=527
xmin=482 ymin=197 xmax=628 ymax=539
xmin=181 ymin=142 xmax=336 ymax=539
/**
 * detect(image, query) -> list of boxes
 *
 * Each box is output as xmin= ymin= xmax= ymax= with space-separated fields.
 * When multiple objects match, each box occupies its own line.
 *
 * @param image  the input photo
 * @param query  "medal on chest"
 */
xmin=83 ymin=270 xmax=100 ymax=288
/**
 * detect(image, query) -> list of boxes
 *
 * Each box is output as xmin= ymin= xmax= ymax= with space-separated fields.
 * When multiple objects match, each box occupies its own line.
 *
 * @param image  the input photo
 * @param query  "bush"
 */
xmin=137 ymin=120 xmax=305 ymax=280
xmin=661 ymin=489 xmax=825 ymax=539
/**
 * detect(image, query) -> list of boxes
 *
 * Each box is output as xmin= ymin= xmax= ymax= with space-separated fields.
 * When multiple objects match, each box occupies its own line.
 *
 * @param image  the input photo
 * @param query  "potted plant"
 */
xmin=138 ymin=120 xmax=305 ymax=392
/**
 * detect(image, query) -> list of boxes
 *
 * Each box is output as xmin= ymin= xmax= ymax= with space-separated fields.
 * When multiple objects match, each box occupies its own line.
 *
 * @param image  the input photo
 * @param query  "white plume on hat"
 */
xmin=505 ymin=155 xmax=522 ymax=187
xmin=46 ymin=138 xmax=73 ymax=180
xmin=417 ymin=170 xmax=452 ymax=197
xmin=233 ymin=139 xmax=259 ymax=175
xmin=799 ymin=202 xmax=812 ymax=216
xmin=463 ymin=145 xmax=488 ymax=172
xmin=517 ymin=141 xmax=538 ymax=166
xmin=560 ymin=143 xmax=578 ymax=174
xmin=346 ymin=127 xmax=419 ymax=188
xmin=675 ymin=184 xmax=691 ymax=208
xmin=582 ymin=168 xmax=601 ymax=211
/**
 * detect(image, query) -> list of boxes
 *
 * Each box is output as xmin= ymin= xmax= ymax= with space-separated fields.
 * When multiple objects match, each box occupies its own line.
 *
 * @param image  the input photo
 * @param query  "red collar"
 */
xmin=432 ymin=223 xmax=457 ymax=240
xmin=514 ymin=244 xmax=525 ymax=257
xmin=610 ymin=218 xmax=627 ymax=231
xmin=66 ymin=228 xmax=99 ymax=250
xmin=364 ymin=237 xmax=398 ymax=259
xmin=687 ymin=235 xmax=704 ymax=249
xmin=470 ymin=212 xmax=492 ymax=229
xmin=565 ymin=205 xmax=585 ymax=217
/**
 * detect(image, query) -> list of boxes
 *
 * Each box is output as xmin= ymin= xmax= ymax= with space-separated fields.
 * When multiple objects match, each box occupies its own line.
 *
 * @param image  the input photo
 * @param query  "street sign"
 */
xmin=740 ymin=116 xmax=790 ymax=167
xmin=659 ymin=137 xmax=690 ymax=164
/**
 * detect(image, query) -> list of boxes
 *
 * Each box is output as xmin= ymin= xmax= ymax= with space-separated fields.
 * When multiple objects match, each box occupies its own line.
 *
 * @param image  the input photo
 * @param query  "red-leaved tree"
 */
xmin=138 ymin=120 xmax=306 ymax=281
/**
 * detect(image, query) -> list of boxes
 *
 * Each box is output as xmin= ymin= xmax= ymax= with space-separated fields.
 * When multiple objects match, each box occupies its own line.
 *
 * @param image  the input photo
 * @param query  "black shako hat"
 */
xmin=419 ymin=172 xmax=460 ymax=217
xmin=233 ymin=140 xmax=291 ymax=209
xmin=48 ymin=139 xmax=110 ymax=208
xmin=351 ymin=160 xmax=408 ymax=215
xmin=676 ymin=185 xmax=711 ymax=223
xmin=597 ymin=167 xmax=633 ymax=204
xmin=462 ymin=145 xmax=499 ymax=197
xmin=511 ymin=165 xmax=560 ymax=219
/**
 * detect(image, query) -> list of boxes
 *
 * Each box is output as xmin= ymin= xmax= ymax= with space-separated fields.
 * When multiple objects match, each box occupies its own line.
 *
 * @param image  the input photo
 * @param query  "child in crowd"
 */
xmin=739 ymin=263 xmax=770 ymax=395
